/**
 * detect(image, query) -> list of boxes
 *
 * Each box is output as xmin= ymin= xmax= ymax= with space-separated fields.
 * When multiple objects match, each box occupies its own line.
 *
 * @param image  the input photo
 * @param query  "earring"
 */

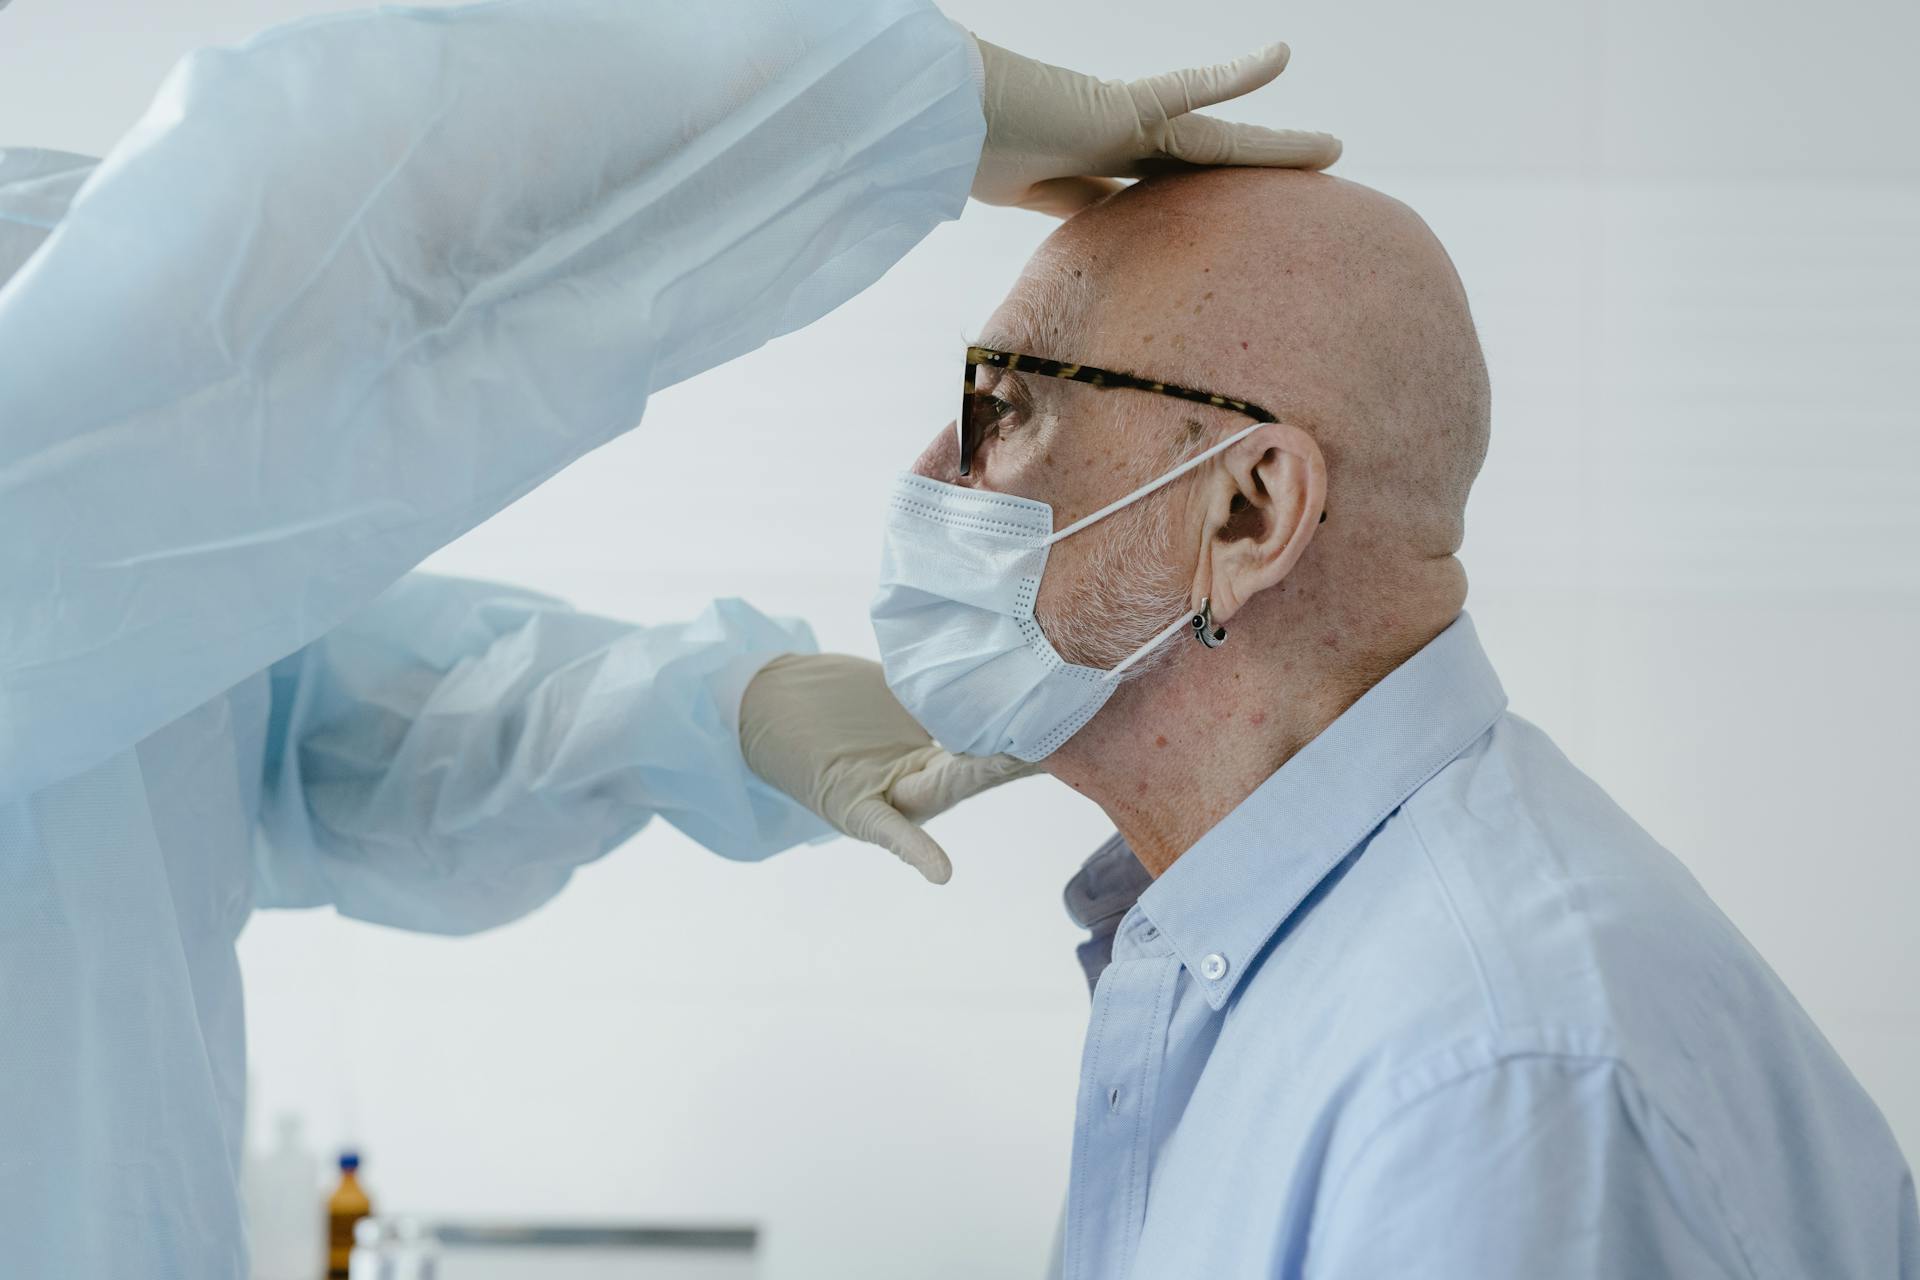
xmin=1191 ymin=597 xmax=1227 ymax=648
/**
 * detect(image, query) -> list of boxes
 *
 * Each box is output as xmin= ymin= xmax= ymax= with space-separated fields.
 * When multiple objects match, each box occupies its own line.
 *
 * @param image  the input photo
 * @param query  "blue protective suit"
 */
xmin=0 ymin=1 xmax=982 ymax=1274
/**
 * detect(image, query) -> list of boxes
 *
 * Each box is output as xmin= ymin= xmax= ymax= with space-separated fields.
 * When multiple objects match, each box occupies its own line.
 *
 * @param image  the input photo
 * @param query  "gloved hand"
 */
xmin=739 ymin=653 xmax=1035 ymax=884
xmin=969 ymin=37 xmax=1341 ymax=217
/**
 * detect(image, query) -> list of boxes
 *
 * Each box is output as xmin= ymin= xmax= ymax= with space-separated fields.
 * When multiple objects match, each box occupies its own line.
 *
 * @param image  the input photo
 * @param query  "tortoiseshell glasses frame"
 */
xmin=958 ymin=345 xmax=1278 ymax=476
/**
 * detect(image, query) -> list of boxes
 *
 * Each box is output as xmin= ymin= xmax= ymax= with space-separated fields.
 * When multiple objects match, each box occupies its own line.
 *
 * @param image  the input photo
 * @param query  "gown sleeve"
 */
xmin=0 ymin=0 xmax=983 ymax=804
xmin=253 ymin=574 xmax=832 ymax=934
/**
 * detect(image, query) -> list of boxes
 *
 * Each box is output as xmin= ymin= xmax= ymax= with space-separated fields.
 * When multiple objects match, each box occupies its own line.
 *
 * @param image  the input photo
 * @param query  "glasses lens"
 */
xmin=957 ymin=358 xmax=983 ymax=476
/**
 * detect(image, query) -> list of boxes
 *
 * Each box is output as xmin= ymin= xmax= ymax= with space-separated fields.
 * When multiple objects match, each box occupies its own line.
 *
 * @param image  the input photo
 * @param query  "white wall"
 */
xmin=5 ymin=0 xmax=1917 ymax=1276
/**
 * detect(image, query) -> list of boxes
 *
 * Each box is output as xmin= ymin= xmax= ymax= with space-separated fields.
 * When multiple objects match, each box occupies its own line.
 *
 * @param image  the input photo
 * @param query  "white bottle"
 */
xmin=349 ymin=1217 xmax=393 ymax=1280
xmin=243 ymin=1113 xmax=324 ymax=1280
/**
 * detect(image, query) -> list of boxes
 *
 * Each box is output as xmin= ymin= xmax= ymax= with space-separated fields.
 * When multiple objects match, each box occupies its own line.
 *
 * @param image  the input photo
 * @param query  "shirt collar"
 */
xmin=1133 ymin=612 xmax=1507 ymax=1010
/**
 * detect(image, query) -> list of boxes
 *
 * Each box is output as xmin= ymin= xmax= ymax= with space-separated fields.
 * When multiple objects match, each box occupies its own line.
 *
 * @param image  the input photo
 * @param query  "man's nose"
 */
xmin=910 ymin=422 xmax=963 ymax=482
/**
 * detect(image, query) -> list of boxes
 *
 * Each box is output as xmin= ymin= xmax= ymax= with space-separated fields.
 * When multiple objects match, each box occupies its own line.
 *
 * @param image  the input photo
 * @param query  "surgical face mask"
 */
xmin=871 ymin=423 xmax=1261 ymax=762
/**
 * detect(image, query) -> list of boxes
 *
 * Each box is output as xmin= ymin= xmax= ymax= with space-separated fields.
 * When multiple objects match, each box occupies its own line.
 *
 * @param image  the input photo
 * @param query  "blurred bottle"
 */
xmin=347 ymin=1218 xmax=391 ymax=1280
xmin=391 ymin=1217 xmax=440 ymax=1280
xmin=243 ymin=1113 xmax=323 ymax=1280
xmin=347 ymin=1216 xmax=438 ymax=1280
xmin=326 ymin=1152 xmax=373 ymax=1280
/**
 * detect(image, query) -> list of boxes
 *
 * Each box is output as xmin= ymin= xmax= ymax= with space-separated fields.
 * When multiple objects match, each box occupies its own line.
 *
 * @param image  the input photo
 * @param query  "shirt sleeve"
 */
xmin=1305 ymin=1054 xmax=1751 ymax=1280
xmin=0 ymin=0 xmax=983 ymax=805
xmin=251 ymin=574 xmax=831 ymax=935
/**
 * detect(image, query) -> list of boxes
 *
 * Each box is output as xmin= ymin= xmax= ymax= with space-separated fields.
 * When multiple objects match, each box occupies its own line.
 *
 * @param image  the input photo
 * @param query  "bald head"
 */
xmin=910 ymin=168 xmax=1490 ymax=717
xmin=1001 ymin=168 xmax=1489 ymax=560
xmin=901 ymin=168 xmax=1493 ymax=862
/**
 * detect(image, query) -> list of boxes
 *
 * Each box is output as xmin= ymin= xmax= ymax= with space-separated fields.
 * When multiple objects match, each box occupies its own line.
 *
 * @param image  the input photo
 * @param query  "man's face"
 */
xmin=909 ymin=270 xmax=1242 ymax=672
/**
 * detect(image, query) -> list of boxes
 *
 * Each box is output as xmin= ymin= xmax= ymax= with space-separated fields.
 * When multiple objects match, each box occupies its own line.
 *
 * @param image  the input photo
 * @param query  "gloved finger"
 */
xmin=842 ymin=796 xmax=954 ymax=885
xmin=1163 ymin=113 xmax=1343 ymax=170
xmin=889 ymin=751 xmax=1038 ymax=822
xmin=1016 ymin=175 xmax=1128 ymax=218
xmin=1139 ymin=41 xmax=1289 ymax=116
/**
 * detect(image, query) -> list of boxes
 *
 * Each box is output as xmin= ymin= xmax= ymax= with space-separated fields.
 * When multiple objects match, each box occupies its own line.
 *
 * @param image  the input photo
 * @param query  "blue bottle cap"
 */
xmin=339 ymin=1151 xmax=361 ymax=1171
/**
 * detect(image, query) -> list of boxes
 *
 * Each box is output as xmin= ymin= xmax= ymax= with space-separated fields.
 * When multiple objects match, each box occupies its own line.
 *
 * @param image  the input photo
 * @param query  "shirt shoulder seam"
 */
xmin=1401 ymin=805 xmax=1506 ymax=1032
xmin=1312 ymin=1048 xmax=1765 ymax=1280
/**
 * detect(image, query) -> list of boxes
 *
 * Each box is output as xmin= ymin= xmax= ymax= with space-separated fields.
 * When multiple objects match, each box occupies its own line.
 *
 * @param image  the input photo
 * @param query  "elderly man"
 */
xmin=871 ymin=170 xmax=1919 ymax=1277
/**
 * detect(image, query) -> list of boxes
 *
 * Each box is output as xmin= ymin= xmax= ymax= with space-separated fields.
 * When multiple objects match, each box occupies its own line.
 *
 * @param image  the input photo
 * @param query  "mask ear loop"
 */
xmin=1058 ymin=421 xmax=1271 ymax=680
xmin=1106 ymin=608 xmax=1201 ymax=680
xmin=1041 ymin=421 xmax=1266 ymax=547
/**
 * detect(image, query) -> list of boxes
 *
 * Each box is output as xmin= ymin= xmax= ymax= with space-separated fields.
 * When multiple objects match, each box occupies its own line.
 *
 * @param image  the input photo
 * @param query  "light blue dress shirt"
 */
xmin=1060 ymin=614 xmax=1917 ymax=1279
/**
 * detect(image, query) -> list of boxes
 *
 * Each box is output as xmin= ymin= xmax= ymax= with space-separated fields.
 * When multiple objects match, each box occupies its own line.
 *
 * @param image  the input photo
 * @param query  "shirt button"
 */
xmin=1200 ymin=952 xmax=1230 ymax=981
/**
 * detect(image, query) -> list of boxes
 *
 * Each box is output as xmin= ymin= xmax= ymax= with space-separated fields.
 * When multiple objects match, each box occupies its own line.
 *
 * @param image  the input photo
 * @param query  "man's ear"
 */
xmin=1191 ymin=423 xmax=1327 ymax=626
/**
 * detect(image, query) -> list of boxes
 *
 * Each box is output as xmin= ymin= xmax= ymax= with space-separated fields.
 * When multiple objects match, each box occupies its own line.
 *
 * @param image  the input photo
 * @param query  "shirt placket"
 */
xmin=1064 ymin=906 xmax=1183 ymax=1280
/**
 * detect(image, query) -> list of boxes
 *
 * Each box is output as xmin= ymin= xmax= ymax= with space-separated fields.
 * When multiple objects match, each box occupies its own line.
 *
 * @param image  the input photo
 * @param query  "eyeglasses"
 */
xmin=958 ymin=345 xmax=1278 ymax=477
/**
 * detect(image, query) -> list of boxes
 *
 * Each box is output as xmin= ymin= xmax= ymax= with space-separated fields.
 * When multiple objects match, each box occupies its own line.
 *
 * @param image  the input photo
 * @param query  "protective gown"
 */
xmin=0 ymin=1 xmax=982 ymax=1275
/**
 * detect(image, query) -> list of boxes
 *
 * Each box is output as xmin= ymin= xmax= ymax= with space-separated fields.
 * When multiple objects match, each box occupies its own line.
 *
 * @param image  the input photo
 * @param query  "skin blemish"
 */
xmin=1155 ymin=735 xmax=1168 ymax=749
xmin=1203 ymin=291 xmax=1214 ymax=300
xmin=1142 ymin=333 xmax=1156 ymax=344
xmin=1321 ymin=632 xmax=1340 ymax=649
xmin=1136 ymin=781 xmax=1149 ymax=795
xmin=1249 ymin=711 xmax=1266 ymax=727
xmin=1240 ymin=341 xmax=1249 ymax=350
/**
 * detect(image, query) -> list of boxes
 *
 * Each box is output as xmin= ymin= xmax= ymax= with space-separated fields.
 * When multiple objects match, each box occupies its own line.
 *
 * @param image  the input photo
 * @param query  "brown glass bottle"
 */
xmin=324 ymin=1152 xmax=371 ymax=1280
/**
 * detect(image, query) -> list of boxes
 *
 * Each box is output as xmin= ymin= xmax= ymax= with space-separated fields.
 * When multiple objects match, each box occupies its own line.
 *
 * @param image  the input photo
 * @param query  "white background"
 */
xmin=5 ymin=0 xmax=1918 ymax=1276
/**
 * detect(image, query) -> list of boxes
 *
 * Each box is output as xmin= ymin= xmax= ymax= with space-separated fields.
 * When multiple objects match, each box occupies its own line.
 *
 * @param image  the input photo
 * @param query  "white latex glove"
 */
xmin=969 ymin=37 xmax=1341 ymax=217
xmin=739 ymin=654 xmax=1035 ymax=884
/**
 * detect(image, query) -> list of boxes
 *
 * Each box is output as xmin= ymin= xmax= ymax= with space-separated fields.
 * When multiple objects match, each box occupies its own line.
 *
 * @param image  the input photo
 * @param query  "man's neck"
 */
xmin=1046 ymin=618 xmax=1449 ymax=878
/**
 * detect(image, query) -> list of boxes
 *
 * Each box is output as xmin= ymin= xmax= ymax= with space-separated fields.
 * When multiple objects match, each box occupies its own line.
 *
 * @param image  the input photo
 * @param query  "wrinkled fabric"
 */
xmin=1056 ymin=616 xmax=1918 ymax=1279
xmin=0 ymin=0 xmax=983 ymax=803
xmin=0 ymin=3 xmax=980 ymax=1274
xmin=0 ymin=579 xmax=827 ymax=1280
xmin=255 ymin=578 xmax=833 ymax=932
